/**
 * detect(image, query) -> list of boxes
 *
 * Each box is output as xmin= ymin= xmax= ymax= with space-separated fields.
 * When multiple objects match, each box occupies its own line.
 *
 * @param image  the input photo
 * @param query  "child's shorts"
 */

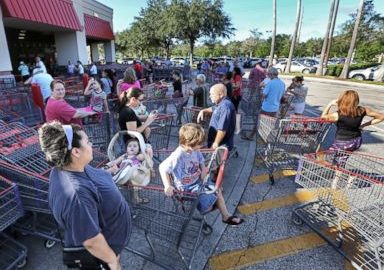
xmin=183 ymin=179 xmax=217 ymax=215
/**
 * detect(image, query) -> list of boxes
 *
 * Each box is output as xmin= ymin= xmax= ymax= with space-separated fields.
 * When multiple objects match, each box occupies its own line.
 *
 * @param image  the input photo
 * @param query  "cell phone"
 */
xmin=151 ymin=110 xmax=158 ymax=114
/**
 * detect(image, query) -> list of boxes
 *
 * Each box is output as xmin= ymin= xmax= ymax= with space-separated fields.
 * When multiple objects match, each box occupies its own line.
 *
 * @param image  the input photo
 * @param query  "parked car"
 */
xmin=170 ymin=57 xmax=185 ymax=66
xmin=348 ymin=65 xmax=384 ymax=80
xmin=273 ymin=61 xmax=316 ymax=74
xmin=243 ymin=58 xmax=262 ymax=68
xmin=121 ymin=57 xmax=134 ymax=65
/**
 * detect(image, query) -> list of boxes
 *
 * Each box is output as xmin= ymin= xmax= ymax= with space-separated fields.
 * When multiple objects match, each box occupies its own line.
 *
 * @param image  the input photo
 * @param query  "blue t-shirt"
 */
xmin=48 ymin=166 xmax=131 ymax=254
xmin=261 ymin=78 xmax=285 ymax=112
xmin=207 ymin=97 xmax=236 ymax=150
xmin=159 ymin=147 xmax=205 ymax=190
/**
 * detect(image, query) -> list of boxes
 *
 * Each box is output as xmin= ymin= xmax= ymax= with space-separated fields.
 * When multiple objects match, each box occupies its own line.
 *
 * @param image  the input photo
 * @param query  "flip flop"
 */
xmin=222 ymin=216 xmax=244 ymax=226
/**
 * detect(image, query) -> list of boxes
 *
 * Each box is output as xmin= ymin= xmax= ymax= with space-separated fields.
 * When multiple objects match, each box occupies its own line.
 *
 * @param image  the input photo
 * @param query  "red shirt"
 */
xmin=232 ymin=74 xmax=242 ymax=97
xmin=45 ymin=98 xmax=82 ymax=125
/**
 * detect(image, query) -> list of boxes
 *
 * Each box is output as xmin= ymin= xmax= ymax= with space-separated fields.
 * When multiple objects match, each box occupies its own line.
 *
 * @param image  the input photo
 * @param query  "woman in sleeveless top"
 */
xmin=321 ymin=90 xmax=384 ymax=151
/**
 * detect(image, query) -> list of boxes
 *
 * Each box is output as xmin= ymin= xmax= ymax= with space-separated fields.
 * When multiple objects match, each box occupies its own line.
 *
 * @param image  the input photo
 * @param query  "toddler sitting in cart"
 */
xmin=107 ymin=134 xmax=153 ymax=188
xmin=159 ymin=123 xmax=244 ymax=226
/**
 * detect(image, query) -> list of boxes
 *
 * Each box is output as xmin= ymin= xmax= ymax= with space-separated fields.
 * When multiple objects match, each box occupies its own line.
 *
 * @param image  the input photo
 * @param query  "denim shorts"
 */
xmin=183 ymin=180 xmax=218 ymax=215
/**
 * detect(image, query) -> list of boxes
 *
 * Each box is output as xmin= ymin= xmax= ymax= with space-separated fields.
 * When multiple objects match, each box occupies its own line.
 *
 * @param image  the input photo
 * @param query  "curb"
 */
xmin=280 ymin=75 xmax=384 ymax=90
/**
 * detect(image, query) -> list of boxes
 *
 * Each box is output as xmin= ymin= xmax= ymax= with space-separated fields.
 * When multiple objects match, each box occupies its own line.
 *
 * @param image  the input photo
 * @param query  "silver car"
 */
xmin=273 ymin=61 xmax=316 ymax=74
xmin=348 ymin=65 xmax=384 ymax=80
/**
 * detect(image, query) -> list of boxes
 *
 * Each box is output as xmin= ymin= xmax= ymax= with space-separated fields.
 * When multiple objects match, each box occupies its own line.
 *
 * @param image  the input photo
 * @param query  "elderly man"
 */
xmin=260 ymin=67 xmax=285 ymax=117
xmin=35 ymin=56 xmax=47 ymax=73
xmin=25 ymin=68 xmax=53 ymax=103
xmin=197 ymin=83 xmax=236 ymax=150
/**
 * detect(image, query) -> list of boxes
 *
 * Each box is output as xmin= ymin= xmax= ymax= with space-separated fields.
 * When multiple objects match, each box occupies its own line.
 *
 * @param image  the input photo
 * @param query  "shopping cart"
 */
xmin=293 ymin=150 xmax=384 ymax=270
xmin=143 ymin=96 xmax=189 ymax=125
xmin=279 ymin=92 xmax=294 ymax=118
xmin=0 ymin=176 xmax=27 ymax=269
xmin=0 ymin=92 xmax=43 ymax=126
xmin=82 ymin=112 xmax=112 ymax=151
xmin=149 ymin=113 xmax=174 ymax=150
xmin=183 ymin=106 xmax=211 ymax=130
xmin=0 ymin=122 xmax=39 ymax=149
xmin=256 ymin=114 xmax=332 ymax=184
xmin=122 ymin=147 xmax=228 ymax=269
xmin=0 ymin=109 xmax=24 ymax=124
xmin=239 ymin=87 xmax=261 ymax=133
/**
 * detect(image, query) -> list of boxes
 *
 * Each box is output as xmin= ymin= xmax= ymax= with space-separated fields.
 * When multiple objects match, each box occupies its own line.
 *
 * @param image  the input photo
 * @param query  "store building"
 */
xmin=0 ymin=0 xmax=115 ymax=78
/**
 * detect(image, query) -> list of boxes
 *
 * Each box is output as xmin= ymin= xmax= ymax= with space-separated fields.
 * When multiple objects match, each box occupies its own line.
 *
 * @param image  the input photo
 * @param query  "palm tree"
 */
xmin=268 ymin=0 xmax=276 ymax=67
xmin=324 ymin=0 xmax=339 ymax=66
xmin=340 ymin=0 xmax=365 ymax=79
xmin=316 ymin=0 xmax=336 ymax=76
xmin=285 ymin=0 xmax=302 ymax=73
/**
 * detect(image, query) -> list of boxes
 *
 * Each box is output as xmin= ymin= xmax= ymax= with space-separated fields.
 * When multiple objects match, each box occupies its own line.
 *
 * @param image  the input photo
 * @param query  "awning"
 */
xmin=84 ymin=14 xmax=114 ymax=41
xmin=1 ymin=0 xmax=81 ymax=31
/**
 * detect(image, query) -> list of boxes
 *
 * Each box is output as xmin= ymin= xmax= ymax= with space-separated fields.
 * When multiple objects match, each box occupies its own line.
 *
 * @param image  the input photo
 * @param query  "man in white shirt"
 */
xmin=35 ymin=56 xmax=47 ymax=73
xmin=25 ymin=69 xmax=53 ymax=103
xmin=89 ymin=62 xmax=98 ymax=78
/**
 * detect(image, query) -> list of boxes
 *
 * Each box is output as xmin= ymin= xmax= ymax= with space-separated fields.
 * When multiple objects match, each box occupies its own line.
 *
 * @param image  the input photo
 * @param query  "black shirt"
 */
xmin=336 ymin=109 xmax=366 ymax=140
xmin=118 ymin=106 xmax=142 ymax=131
xmin=173 ymin=80 xmax=182 ymax=96
xmin=225 ymin=82 xmax=233 ymax=98
xmin=193 ymin=86 xmax=206 ymax=107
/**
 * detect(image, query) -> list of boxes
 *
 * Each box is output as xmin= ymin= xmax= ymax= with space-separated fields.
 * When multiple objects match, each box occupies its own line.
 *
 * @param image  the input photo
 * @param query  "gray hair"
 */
xmin=196 ymin=74 xmax=206 ymax=83
xmin=38 ymin=121 xmax=83 ymax=168
xmin=267 ymin=67 xmax=279 ymax=77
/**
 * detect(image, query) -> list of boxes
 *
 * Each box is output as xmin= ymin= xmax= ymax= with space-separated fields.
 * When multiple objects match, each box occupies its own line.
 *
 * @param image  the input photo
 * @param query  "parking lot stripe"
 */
xmin=238 ymin=190 xmax=315 ymax=215
xmin=209 ymin=232 xmax=327 ymax=270
xmin=250 ymin=170 xmax=297 ymax=184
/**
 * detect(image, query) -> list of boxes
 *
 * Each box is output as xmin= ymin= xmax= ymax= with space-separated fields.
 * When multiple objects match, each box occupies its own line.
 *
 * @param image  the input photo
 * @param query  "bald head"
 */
xmin=209 ymin=83 xmax=227 ymax=104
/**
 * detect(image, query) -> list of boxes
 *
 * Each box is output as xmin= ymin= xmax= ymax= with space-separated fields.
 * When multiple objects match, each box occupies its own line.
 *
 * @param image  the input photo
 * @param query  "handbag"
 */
xmin=62 ymin=246 xmax=109 ymax=269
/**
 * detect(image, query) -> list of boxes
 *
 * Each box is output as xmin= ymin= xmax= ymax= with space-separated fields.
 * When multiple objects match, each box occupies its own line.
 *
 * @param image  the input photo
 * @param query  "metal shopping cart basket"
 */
xmin=149 ymin=113 xmax=174 ymax=150
xmin=183 ymin=106 xmax=211 ymax=130
xmin=82 ymin=112 xmax=112 ymax=151
xmin=239 ymin=87 xmax=261 ymax=133
xmin=293 ymin=150 xmax=384 ymax=270
xmin=279 ymin=92 xmax=294 ymax=118
xmin=122 ymin=147 xmax=228 ymax=269
xmin=256 ymin=114 xmax=332 ymax=184
xmin=0 ymin=176 xmax=27 ymax=269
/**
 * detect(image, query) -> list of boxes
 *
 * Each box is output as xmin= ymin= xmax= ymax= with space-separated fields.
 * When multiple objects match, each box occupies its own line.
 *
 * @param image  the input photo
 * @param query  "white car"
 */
xmin=273 ymin=61 xmax=316 ymax=74
xmin=348 ymin=65 xmax=384 ymax=81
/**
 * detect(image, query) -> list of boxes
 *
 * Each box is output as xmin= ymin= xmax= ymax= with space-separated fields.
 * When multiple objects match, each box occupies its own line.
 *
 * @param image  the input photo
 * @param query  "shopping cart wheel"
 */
xmin=44 ymin=239 xmax=56 ymax=249
xmin=17 ymin=257 xmax=27 ymax=268
xmin=291 ymin=213 xmax=303 ymax=226
xmin=335 ymin=238 xmax=343 ymax=248
xmin=202 ymin=222 xmax=212 ymax=235
xmin=269 ymin=174 xmax=275 ymax=185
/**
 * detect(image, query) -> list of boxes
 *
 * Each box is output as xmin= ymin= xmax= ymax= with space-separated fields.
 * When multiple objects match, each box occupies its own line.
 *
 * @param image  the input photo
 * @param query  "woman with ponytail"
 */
xmin=117 ymin=87 xmax=157 ymax=141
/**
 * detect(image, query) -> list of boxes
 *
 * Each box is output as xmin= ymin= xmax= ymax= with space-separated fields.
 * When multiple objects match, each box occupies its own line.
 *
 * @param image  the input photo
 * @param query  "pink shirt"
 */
xmin=120 ymin=81 xmax=141 ymax=92
xmin=45 ymin=98 xmax=82 ymax=125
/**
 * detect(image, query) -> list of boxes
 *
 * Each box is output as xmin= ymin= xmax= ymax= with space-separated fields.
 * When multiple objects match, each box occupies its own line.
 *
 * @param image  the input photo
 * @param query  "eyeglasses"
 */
xmin=137 ymin=98 xmax=144 ymax=102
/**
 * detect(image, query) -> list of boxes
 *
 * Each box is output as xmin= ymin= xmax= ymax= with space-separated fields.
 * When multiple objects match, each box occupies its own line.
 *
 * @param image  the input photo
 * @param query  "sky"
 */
xmin=98 ymin=0 xmax=384 ymax=42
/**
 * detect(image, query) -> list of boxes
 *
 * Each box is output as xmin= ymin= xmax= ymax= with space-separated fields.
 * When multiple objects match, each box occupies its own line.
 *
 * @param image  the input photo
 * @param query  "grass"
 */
xmin=283 ymin=72 xmax=384 ymax=86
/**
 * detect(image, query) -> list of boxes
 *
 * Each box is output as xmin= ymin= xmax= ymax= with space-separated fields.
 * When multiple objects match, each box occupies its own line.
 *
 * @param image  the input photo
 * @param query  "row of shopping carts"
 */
xmin=253 ymin=101 xmax=383 ymax=268
xmin=0 ymin=120 xmax=111 ymax=269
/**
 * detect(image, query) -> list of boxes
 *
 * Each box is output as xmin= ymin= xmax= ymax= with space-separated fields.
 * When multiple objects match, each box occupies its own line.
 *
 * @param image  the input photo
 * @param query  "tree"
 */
xmin=285 ymin=0 xmax=302 ymax=73
xmin=340 ymin=0 xmax=365 ymax=79
xmin=316 ymin=0 xmax=336 ymax=76
xmin=324 ymin=0 xmax=340 ymax=66
xmin=268 ymin=0 xmax=276 ymax=67
xmin=168 ymin=0 xmax=235 ymax=65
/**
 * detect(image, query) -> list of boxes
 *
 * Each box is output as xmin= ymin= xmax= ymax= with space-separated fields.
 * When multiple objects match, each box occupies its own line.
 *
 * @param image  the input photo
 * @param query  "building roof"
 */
xmin=1 ymin=0 xmax=81 ymax=31
xmin=84 ymin=14 xmax=114 ymax=41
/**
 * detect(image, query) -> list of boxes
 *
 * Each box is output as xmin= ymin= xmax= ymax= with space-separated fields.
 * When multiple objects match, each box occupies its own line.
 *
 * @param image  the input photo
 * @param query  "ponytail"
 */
xmin=116 ymin=87 xmax=144 ymax=112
